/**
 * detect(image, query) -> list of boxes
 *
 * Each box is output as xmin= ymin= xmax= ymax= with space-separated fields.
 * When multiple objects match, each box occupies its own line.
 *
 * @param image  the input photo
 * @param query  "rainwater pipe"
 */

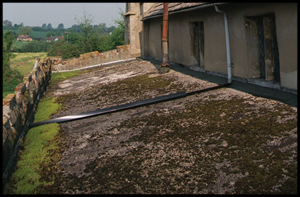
xmin=214 ymin=4 xmax=232 ymax=84
xmin=160 ymin=2 xmax=170 ymax=73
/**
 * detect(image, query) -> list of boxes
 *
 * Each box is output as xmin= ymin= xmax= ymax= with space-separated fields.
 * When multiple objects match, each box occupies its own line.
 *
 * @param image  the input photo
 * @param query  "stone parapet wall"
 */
xmin=2 ymin=58 xmax=52 ymax=188
xmin=50 ymin=45 xmax=132 ymax=71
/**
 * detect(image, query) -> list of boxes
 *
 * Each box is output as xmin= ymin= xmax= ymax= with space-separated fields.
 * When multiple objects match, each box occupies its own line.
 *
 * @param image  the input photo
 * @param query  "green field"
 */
xmin=12 ymin=41 xmax=29 ymax=48
xmin=10 ymin=52 xmax=48 ymax=76
xmin=3 ymin=52 xmax=48 ymax=98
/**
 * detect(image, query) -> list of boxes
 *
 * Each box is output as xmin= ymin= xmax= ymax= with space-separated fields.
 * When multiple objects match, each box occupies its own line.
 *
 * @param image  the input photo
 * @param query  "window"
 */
xmin=245 ymin=14 xmax=280 ymax=82
xmin=191 ymin=21 xmax=204 ymax=68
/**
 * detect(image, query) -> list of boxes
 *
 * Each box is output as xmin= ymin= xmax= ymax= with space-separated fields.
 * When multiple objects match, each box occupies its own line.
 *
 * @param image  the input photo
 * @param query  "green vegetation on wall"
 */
xmin=8 ymin=68 xmax=87 ymax=194
xmin=3 ymin=30 xmax=23 ymax=97
xmin=9 ymin=97 xmax=62 ymax=194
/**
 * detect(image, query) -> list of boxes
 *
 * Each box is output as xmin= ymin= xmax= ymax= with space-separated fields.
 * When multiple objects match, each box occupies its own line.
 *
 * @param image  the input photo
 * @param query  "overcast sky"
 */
xmin=2 ymin=2 xmax=126 ymax=28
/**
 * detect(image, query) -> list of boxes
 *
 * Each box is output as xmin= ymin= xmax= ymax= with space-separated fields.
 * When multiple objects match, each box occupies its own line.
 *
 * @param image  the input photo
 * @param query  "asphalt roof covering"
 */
xmin=143 ymin=2 xmax=213 ymax=20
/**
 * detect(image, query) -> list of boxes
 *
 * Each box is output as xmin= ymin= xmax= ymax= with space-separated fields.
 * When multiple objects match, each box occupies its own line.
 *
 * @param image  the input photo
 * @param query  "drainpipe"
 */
xmin=160 ymin=2 xmax=170 ymax=73
xmin=214 ymin=4 xmax=232 ymax=84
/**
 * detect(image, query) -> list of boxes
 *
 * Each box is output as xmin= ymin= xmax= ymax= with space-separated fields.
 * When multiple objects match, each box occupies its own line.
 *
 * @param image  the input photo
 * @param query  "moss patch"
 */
xmin=9 ymin=96 xmax=63 ymax=194
xmin=103 ymin=96 xmax=297 ymax=194
xmin=50 ymin=70 xmax=82 ymax=85
xmin=33 ymin=97 xmax=61 ymax=122
xmin=9 ymin=123 xmax=61 ymax=194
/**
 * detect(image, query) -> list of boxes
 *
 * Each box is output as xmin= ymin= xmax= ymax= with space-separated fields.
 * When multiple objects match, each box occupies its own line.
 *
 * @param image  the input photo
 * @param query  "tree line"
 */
xmin=3 ymin=10 xmax=125 ymax=97
xmin=3 ymin=10 xmax=125 ymax=59
xmin=47 ymin=11 xmax=125 ymax=59
xmin=3 ymin=30 xmax=23 ymax=93
xmin=3 ymin=21 xmax=116 ymax=38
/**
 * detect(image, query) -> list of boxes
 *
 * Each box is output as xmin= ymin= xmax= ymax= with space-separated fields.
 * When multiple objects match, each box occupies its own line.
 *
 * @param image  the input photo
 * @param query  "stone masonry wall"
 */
xmin=50 ymin=45 xmax=132 ymax=71
xmin=2 ymin=58 xmax=52 ymax=188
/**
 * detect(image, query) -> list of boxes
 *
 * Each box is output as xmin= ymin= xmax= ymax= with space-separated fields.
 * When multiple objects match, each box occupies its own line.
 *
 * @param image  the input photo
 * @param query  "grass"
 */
xmin=33 ymin=97 xmax=62 ymax=123
xmin=9 ymin=96 xmax=62 ymax=194
xmin=50 ymin=70 xmax=82 ymax=85
xmin=10 ymin=52 xmax=48 ymax=76
xmin=8 ymin=68 xmax=86 ymax=194
xmin=10 ymin=123 xmax=60 ymax=194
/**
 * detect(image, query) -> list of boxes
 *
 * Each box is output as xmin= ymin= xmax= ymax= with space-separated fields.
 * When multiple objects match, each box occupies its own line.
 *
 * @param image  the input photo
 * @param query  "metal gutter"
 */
xmin=30 ymin=83 xmax=231 ymax=128
xmin=142 ymin=3 xmax=226 ymax=21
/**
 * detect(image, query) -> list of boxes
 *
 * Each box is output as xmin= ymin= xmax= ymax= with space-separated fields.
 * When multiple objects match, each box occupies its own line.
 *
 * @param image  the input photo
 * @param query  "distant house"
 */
xmin=46 ymin=36 xmax=64 ymax=42
xmin=16 ymin=35 xmax=33 ymax=42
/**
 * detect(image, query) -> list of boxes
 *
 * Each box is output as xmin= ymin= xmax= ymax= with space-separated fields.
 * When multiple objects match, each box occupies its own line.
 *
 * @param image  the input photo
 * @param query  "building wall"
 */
xmin=125 ymin=3 xmax=142 ymax=57
xmin=224 ymin=3 xmax=297 ymax=89
xmin=148 ymin=17 xmax=162 ymax=60
xmin=144 ymin=7 xmax=229 ymax=74
xmin=142 ymin=3 xmax=297 ymax=90
xmin=125 ymin=3 xmax=156 ymax=58
xmin=274 ymin=4 xmax=297 ymax=90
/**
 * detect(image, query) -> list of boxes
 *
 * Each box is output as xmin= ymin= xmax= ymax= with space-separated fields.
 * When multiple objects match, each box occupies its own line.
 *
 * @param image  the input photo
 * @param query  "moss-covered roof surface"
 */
xmin=35 ymin=59 xmax=297 ymax=194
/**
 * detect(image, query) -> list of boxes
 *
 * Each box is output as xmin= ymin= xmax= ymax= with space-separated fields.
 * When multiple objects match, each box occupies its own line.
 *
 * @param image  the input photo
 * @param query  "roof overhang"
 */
xmin=142 ymin=2 xmax=227 ymax=21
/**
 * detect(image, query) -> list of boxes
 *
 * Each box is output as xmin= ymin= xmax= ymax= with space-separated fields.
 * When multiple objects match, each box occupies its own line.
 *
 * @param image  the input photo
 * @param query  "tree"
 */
xmin=3 ymin=30 xmax=14 ymax=73
xmin=66 ymin=33 xmax=81 ymax=44
xmin=47 ymin=23 xmax=53 ymax=30
xmin=76 ymin=10 xmax=94 ymax=39
xmin=98 ymin=23 xmax=108 ymax=34
xmin=110 ymin=10 xmax=125 ymax=48
xmin=107 ymin=26 xmax=116 ymax=33
xmin=69 ymin=24 xmax=81 ymax=33
xmin=3 ymin=20 xmax=12 ymax=27
xmin=75 ymin=10 xmax=95 ymax=52
xmin=13 ymin=22 xmax=23 ymax=28
xmin=57 ymin=23 xmax=64 ymax=30
xmin=3 ymin=30 xmax=23 ymax=86
xmin=46 ymin=31 xmax=62 ymax=37
xmin=42 ymin=23 xmax=47 ymax=29
xmin=18 ymin=26 xmax=33 ymax=36
xmin=47 ymin=40 xmax=82 ymax=59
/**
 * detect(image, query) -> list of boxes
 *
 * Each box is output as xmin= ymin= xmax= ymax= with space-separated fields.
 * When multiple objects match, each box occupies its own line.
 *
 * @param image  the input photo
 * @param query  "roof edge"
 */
xmin=142 ymin=2 xmax=227 ymax=21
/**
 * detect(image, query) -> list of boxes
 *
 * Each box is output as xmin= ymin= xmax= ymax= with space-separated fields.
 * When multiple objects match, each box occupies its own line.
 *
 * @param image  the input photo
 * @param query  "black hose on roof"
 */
xmin=30 ymin=83 xmax=231 ymax=128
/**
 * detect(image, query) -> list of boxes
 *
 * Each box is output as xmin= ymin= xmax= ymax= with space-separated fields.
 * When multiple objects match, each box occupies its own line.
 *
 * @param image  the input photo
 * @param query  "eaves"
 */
xmin=142 ymin=2 xmax=227 ymax=21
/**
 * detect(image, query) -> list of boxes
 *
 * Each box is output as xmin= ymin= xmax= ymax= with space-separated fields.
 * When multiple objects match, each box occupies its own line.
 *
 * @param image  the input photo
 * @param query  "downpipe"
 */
xmin=214 ymin=4 xmax=232 ymax=84
xmin=160 ymin=2 xmax=170 ymax=73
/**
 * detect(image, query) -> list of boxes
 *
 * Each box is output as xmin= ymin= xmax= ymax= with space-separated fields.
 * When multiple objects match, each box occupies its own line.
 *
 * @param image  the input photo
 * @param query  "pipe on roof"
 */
xmin=30 ymin=83 xmax=231 ymax=128
xmin=214 ymin=4 xmax=232 ymax=84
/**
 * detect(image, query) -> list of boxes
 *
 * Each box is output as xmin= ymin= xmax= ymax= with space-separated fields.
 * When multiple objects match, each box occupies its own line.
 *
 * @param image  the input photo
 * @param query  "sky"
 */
xmin=2 ymin=2 xmax=126 ymax=28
